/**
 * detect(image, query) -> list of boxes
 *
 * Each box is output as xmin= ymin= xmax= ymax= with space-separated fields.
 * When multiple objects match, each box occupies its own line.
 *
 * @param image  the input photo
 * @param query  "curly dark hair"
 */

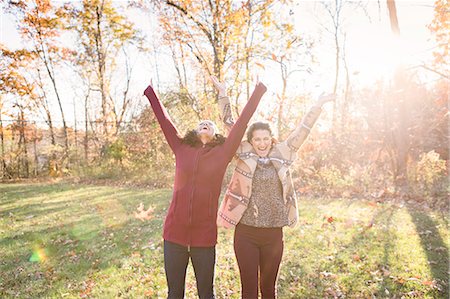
xmin=246 ymin=122 xmax=273 ymax=142
xmin=182 ymin=130 xmax=226 ymax=147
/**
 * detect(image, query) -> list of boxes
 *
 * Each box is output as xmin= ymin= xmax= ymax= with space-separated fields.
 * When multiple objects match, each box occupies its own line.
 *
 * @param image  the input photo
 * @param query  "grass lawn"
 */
xmin=0 ymin=182 xmax=448 ymax=298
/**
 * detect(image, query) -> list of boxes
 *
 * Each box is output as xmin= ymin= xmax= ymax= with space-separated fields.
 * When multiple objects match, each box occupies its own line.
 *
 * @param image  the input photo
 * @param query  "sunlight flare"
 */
xmin=29 ymin=246 xmax=47 ymax=263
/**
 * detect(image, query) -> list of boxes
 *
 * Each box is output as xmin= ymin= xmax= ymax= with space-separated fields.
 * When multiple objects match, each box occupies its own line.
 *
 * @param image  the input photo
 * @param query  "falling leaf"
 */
xmin=255 ymin=62 xmax=265 ymax=70
xmin=134 ymin=203 xmax=154 ymax=221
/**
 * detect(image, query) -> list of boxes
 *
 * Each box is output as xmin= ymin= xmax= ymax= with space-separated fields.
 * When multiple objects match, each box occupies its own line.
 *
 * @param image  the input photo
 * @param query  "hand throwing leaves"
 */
xmin=134 ymin=203 xmax=154 ymax=221
xmin=210 ymin=75 xmax=227 ymax=97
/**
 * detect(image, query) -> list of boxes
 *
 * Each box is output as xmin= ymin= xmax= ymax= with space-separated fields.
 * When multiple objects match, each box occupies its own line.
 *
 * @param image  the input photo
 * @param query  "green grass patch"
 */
xmin=0 ymin=183 xmax=448 ymax=298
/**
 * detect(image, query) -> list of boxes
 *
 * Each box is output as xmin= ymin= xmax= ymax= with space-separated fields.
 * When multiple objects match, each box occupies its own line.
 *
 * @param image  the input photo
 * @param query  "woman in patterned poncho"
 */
xmin=217 ymin=91 xmax=335 ymax=298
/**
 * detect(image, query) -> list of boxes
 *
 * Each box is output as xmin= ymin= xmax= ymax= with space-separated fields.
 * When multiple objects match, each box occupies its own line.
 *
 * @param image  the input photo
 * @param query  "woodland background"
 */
xmin=1 ymin=0 xmax=448 ymax=205
xmin=1 ymin=1 xmax=449 ymax=298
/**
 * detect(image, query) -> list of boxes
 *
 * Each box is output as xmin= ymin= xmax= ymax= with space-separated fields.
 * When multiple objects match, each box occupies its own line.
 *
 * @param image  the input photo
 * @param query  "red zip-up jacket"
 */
xmin=144 ymin=83 xmax=267 ymax=247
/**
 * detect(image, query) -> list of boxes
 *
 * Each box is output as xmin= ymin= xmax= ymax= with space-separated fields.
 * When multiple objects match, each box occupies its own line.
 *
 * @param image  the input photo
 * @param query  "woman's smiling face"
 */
xmin=250 ymin=129 xmax=272 ymax=157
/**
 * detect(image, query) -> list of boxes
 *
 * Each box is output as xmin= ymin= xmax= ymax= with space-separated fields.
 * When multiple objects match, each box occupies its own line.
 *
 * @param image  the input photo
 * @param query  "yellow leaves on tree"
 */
xmin=428 ymin=0 xmax=449 ymax=67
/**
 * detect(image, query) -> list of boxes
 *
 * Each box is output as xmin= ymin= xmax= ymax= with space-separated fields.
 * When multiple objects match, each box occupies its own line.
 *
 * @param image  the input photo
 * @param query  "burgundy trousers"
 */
xmin=233 ymin=223 xmax=284 ymax=299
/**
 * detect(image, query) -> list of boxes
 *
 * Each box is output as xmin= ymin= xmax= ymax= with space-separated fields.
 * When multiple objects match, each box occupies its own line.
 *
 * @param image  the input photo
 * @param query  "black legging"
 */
xmin=164 ymin=240 xmax=216 ymax=299
xmin=234 ymin=224 xmax=284 ymax=299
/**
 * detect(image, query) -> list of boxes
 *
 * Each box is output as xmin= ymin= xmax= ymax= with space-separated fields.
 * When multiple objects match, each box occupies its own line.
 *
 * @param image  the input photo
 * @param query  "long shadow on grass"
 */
xmin=0 ymin=188 xmax=128 ymax=221
xmin=375 ymin=206 xmax=397 ymax=297
xmin=1 ymin=218 xmax=164 ymax=298
xmin=0 ymin=183 xmax=73 ymax=207
xmin=0 ymin=183 xmax=169 ymax=298
xmin=407 ymin=206 xmax=449 ymax=296
xmin=339 ymin=204 xmax=397 ymax=297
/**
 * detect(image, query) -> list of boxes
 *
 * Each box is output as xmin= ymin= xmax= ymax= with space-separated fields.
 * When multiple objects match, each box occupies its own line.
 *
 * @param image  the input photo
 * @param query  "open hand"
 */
xmin=210 ymin=75 xmax=227 ymax=97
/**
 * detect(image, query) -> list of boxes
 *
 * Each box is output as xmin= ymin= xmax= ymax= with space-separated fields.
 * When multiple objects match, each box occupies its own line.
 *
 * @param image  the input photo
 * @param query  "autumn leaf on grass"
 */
xmin=393 ymin=276 xmax=406 ymax=284
xmin=422 ymin=280 xmax=436 ymax=287
xmin=323 ymin=215 xmax=334 ymax=223
xmin=134 ymin=203 xmax=154 ymax=221
xmin=352 ymin=254 xmax=361 ymax=262
xmin=144 ymin=289 xmax=154 ymax=298
xmin=80 ymin=279 xmax=95 ymax=298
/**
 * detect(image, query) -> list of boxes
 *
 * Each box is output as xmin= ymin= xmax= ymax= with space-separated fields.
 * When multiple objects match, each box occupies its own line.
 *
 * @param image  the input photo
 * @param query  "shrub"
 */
xmin=411 ymin=151 xmax=448 ymax=204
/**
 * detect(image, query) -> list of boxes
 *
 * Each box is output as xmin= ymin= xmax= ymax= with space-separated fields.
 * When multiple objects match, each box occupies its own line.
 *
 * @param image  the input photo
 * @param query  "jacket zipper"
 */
xmin=208 ymin=191 xmax=212 ymax=217
xmin=188 ymin=149 xmax=201 ymax=247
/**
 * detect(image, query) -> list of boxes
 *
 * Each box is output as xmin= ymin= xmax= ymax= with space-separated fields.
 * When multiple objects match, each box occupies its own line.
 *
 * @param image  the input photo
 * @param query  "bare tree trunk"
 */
xmin=36 ymin=69 xmax=56 ymax=146
xmin=40 ymin=45 xmax=69 ymax=159
xmin=341 ymin=35 xmax=351 ymax=133
xmin=33 ymin=123 xmax=39 ymax=176
xmin=18 ymin=110 xmax=29 ymax=178
xmin=0 ymin=101 xmax=5 ymax=178
xmin=393 ymin=69 xmax=410 ymax=192
xmin=114 ymin=49 xmax=133 ymax=136
xmin=331 ymin=0 xmax=341 ymax=139
xmin=321 ymin=0 xmax=343 ymax=139
xmin=152 ymin=38 xmax=161 ymax=91
xmin=387 ymin=0 xmax=409 ymax=192
xmin=73 ymin=99 xmax=77 ymax=150
xmin=277 ymin=59 xmax=288 ymax=138
xmin=95 ymin=3 xmax=109 ymax=137
xmin=84 ymin=91 xmax=90 ymax=163
xmin=13 ymin=124 xmax=19 ymax=178
xmin=45 ymin=108 xmax=56 ymax=146
xmin=387 ymin=0 xmax=400 ymax=35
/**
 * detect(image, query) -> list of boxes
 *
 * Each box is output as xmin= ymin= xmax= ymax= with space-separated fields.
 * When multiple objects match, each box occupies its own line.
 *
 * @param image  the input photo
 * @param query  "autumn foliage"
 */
xmin=1 ymin=0 xmax=448 ymax=205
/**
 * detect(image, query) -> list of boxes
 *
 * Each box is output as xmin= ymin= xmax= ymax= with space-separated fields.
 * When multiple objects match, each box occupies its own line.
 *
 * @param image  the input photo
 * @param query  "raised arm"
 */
xmin=211 ymin=76 xmax=234 ymax=134
xmin=143 ymin=84 xmax=182 ymax=152
xmin=286 ymin=93 xmax=335 ymax=151
xmin=222 ymin=82 xmax=267 ymax=158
